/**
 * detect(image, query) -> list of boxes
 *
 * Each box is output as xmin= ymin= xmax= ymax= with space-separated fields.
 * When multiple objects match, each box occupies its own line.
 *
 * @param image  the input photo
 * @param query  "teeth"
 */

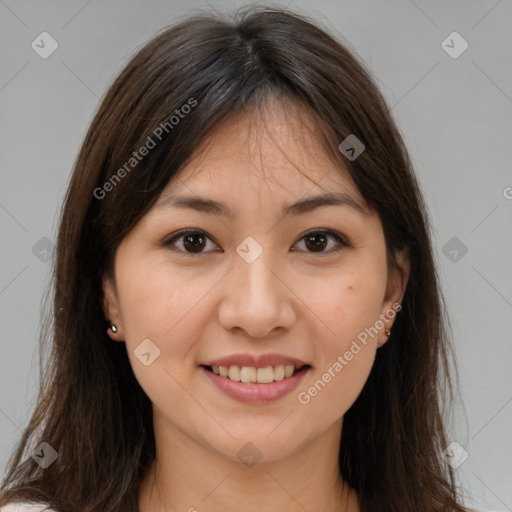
xmin=240 ymin=366 xmax=256 ymax=383
xmin=228 ymin=366 xmax=241 ymax=381
xmin=209 ymin=364 xmax=301 ymax=383
xmin=284 ymin=365 xmax=294 ymax=378
xmin=256 ymin=367 xmax=274 ymax=383
xmin=274 ymin=364 xmax=285 ymax=381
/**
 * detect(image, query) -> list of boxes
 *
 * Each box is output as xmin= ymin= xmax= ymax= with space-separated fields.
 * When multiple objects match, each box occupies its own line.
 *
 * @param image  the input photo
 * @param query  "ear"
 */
xmin=101 ymin=274 xmax=124 ymax=342
xmin=377 ymin=246 xmax=410 ymax=348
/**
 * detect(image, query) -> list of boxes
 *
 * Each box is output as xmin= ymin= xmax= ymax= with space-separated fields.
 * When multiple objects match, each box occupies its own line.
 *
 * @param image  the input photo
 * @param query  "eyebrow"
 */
xmin=156 ymin=192 xmax=369 ymax=218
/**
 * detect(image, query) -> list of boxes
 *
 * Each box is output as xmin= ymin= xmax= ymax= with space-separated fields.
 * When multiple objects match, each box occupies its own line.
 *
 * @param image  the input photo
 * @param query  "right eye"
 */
xmin=163 ymin=229 xmax=220 ymax=254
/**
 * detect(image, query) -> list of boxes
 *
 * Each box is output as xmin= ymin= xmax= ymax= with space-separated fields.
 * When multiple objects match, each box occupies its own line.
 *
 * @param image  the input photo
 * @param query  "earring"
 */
xmin=385 ymin=329 xmax=391 ymax=336
xmin=110 ymin=324 xmax=118 ymax=333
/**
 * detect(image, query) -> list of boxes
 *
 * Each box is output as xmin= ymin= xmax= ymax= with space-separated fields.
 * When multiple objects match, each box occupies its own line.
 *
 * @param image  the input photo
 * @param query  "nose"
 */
xmin=217 ymin=249 xmax=297 ymax=338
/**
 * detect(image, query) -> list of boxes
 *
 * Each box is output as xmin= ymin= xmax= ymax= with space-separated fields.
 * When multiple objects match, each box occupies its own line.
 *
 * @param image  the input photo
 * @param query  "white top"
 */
xmin=0 ymin=502 xmax=501 ymax=512
xmin=1 ymin=505 xmax=56 ymax=512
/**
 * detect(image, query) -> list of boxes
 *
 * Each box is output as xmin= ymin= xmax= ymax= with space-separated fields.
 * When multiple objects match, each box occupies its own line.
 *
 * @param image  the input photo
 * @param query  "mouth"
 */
xmin=199 ymin=363 xmax=312 ymax=403
xmin=201 ymin=363 xmax=311 ymax=384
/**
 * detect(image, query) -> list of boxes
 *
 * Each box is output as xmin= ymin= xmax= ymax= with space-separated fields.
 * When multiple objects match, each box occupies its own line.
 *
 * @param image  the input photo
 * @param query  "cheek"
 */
xmin=114 ymin=261 xmax=224 ymax=409
xmin=117 ymin=258 xmax=213 ymax=341
xmin=293 ymin=275 xmax=383 ymax=416
xmin=304 ymin=270 xmax=385 ymax=351
xmin=303 ymin=344 xmax=375 ymax=425
xmin=116 ymin=261 xmax=212 ymax=410
xmin=296 ymin=313 xmax=378 ymax=424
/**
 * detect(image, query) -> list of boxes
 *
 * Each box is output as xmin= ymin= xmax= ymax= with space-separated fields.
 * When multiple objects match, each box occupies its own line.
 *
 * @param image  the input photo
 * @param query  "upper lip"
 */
xmin=201 ymin=353 xmax=311 ymax=369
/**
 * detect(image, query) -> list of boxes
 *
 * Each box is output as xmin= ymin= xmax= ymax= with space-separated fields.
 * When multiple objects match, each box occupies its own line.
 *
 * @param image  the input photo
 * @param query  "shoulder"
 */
xmin=1 ymin=503 xmax=56 ymax=512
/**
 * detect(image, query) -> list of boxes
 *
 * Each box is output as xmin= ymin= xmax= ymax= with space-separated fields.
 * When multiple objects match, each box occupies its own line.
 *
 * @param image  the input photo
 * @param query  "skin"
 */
xmin=102 ymin=100 xmax=410 ymax=512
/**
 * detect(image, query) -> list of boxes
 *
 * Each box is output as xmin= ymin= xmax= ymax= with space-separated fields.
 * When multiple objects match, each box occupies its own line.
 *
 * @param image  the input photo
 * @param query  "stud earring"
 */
xmin=385 ymin=329 xmax=391 ymax=336
xmin=110 ymin=324 xmax=118 ymax=333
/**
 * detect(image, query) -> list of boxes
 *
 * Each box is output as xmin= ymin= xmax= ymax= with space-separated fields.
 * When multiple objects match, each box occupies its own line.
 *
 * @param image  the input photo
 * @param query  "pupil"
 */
xmin=305 ymin=233 xmax=327 ymax=252
xmin=184 ymin=233 xmax=206 ymax=253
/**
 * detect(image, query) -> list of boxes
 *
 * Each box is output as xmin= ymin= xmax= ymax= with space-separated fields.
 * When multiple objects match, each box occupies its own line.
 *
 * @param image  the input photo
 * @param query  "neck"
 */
xmin=138 ymin=415 xmax=360 ymax=512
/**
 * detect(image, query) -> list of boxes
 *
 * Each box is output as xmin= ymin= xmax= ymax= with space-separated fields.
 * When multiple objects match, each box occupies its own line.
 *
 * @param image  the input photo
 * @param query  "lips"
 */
xmin=199 ymin=353 xmax=312 ymax=403
xmin=201 ymin=353 xmax=310 ymax=369
xmin=200 ymin=353 xmax=310 ymax=383
xmin=200 ymin=365 xmax=311 ymax=403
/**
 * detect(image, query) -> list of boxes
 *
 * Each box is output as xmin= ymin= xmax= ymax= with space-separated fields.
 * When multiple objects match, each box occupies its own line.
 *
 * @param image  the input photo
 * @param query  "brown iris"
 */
xmin=182 ymin=232 xmax=207 ymax=253
xmin=304 ymin=232 xmax=328 ymax=252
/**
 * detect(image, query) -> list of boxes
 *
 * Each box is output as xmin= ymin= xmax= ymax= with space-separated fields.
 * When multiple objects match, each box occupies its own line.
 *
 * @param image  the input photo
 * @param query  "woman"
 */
xmin=0 ymin=5 xmax=485 ymax=512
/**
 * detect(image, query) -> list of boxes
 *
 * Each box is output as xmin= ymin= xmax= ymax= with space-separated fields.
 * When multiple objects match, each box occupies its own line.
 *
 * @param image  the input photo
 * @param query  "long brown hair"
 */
xmin=0 ymin=5 xmax=469 ymax=511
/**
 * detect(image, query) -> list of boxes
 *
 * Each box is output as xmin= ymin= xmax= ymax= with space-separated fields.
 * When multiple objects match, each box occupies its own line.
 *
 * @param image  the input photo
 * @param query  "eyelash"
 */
xmin=163 ymin=228 xmax=350 ymax=256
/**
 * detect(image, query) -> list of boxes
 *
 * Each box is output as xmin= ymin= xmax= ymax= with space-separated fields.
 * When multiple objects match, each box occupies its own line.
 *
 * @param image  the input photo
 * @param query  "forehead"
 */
xmin=159 ymin=99 xmax=364 ymax=207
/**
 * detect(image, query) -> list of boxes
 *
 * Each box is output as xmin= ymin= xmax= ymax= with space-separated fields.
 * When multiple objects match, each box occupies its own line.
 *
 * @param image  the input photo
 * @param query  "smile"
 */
xmin=200 ymin=365 xmax=311 ymax=403
xmin=204 ymin=364 xmax=309 ymax=383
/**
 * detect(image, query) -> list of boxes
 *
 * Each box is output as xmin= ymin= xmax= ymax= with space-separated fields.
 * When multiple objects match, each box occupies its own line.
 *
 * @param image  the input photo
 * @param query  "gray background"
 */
xmin=1 ymin=1 xmax=511 ymax=510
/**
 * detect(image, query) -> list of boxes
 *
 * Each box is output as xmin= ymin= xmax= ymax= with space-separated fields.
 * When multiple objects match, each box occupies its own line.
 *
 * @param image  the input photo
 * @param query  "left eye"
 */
xmin=293 ymin=229 xmax=348 ymax=254
xmin=164 ymin=229 xmax=348 ymax=255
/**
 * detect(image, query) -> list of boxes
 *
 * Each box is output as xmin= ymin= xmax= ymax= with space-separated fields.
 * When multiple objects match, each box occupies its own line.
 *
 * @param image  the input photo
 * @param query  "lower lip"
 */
xmin=200 ymin=366 xmax=310 ymax=404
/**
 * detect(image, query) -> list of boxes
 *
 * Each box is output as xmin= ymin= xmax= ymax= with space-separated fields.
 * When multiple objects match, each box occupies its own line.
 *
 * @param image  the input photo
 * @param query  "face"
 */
xmin=102 ymin=101 xmax=409 ymax=464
